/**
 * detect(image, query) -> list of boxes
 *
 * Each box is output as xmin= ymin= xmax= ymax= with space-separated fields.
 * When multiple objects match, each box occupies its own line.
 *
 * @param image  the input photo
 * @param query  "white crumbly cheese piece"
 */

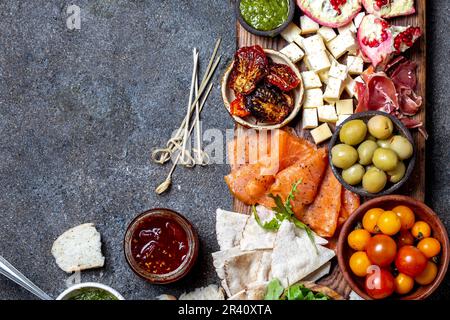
xmin=280 ymin=43 xmax=305 ymax=63
xmin=317 ymin=104 xmax=338 ymax=123
xmin=337 ymin=114 xmax=352 ymax=126
xmin=323 ymin=77 xmax=343 ymax=103
xmin=344 ymin=76 xmax=357 ymax=98
xmin=280 ymin=22 xmax=302 ymax=43
xmin=336 ymin=99 xmax=354 ymax=115
xmin=317 ymin=26 xmax=336 ymax=43
xmin=326 ymin=30 xmax=358 ymax=59
xmin=300 ymin=15 xmax=319 ymax=34
xmin=318 ymin=69 xmax=330 ymax=85
xmin=303 ymin=88 xmax=323 ymax=109
xmin=302 ymin=34 xmax=326 ymax=55
xmin=301 ymin=71 xmax=322 ymax=89
xmin=305 ymin=50 xmax=330 ymax=72
xmin=311 ymin=123 xmax=333 ymax=144
xmin=338 ymin=21 xmax=357 ymax=34
xmin=328 ymin=60 xmax=348 ymax=81
xmin=302 ymin=108 xmax=318 ymax=129
xmin=347 ymin=56 xmax=364 ymax=75
xmin=354 ymin=12 xmax=365 ymax=28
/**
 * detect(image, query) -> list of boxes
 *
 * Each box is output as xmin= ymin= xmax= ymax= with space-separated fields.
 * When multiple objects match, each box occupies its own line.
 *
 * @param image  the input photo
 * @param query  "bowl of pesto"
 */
xmin=56 ymin=282 xmax=124 ymax=300
xmin=236 ymin=0 xmax=295 ymax=37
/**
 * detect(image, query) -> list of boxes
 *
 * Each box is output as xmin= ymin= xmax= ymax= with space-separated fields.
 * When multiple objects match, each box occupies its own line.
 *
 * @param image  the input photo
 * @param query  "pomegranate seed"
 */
xmin=329 ymin=0 xmax=347 ymax=15
xmin=375 ymin=0 xmax=390 ymax=9
xmin=393 ymin=27 xmax=420 ymax=53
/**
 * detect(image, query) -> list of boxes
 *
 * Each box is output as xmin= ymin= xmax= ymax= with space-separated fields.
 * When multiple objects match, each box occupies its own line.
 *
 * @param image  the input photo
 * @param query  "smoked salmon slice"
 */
xmin=338 ymin=188 xmax=361 ymax=227
xmin=297 ymin=166 xmax=342 ymax=238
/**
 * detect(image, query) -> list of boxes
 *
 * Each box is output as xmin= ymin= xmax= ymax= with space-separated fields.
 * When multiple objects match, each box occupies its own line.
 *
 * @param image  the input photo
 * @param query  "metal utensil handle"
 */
xmin=0 ymin=256 xmax=53 ymax=300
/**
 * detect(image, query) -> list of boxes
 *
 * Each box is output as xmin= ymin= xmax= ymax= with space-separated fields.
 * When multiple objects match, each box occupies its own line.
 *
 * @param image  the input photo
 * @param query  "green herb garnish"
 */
xmin=264 ymin=278 xmax=285 ymax=300
xmin=265 ymin=279 xmax=330 ymax=301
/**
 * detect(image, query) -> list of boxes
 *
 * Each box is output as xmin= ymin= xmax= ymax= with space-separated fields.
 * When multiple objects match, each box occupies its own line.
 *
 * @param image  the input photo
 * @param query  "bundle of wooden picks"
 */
xmin=153 ymin=39 xmax=222 ymax=195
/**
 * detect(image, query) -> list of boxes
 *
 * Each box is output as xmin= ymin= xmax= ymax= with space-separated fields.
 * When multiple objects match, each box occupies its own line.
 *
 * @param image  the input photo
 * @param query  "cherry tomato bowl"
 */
xmin=337 ymin=195 xmax=449 ymax=300
xmin=221 ymin=49 xmax=304 ymax=130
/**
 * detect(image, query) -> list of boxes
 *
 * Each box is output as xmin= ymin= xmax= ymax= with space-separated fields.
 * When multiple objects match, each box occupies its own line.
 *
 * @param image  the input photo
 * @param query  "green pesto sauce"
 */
xmin=240 ymin=0 xmax=290 ymax=31
xmin=69 ymin=288 xmax=118 ymax=300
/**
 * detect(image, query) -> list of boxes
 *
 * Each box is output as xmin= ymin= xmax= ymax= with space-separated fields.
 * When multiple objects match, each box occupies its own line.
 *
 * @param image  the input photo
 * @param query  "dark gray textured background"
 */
xmin=0 ymin=1 xmax=448 ymax=300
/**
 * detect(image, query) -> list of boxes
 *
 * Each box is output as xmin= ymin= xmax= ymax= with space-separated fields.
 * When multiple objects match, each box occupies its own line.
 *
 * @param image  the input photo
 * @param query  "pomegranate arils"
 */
xmin=394 ymin=27 xmax=421 ymax=53
xmin=330 ymin=0 xmax=347 ymax=15
xmin=361 ymin=18 xmax=390 ymax=48
xmin=375 ymin=0 xmax=390 ymax=9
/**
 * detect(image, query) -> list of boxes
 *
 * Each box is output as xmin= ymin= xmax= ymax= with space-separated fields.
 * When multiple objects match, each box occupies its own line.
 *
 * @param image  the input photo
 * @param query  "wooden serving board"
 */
xmin=231 ymin=1 xmax=426 ymax=298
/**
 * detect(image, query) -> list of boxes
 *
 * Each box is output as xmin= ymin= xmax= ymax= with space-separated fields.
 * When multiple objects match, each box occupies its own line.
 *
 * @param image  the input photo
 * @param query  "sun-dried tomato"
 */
xmin=230 ymin=94 xmax=250 ymax=117
xmin=265 ymin=62 xmax=300 ymax=92
xmin=228 ymin=45 xmax=268 ymax=95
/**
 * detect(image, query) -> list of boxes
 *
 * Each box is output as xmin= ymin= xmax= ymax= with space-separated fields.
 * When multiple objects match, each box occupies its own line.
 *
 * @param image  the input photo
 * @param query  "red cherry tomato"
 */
xmin=397 ymin=229 xmax=415 ymax=248
xmin=395 ymin=245 xmax=428 ymax=277
xmin=365 ymin=267 xmax=395 ymax=299
xmin=366 ymin=234 xmax=397 ymax=267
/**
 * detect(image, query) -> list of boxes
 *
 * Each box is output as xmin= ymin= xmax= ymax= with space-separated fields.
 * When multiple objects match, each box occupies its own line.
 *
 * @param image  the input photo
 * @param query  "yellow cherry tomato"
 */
xmin=348 ymin=229 xmax=371 ymax=251
xmin=363 ymin=208 xmax=384 ymax=233
xmin=392 ymin=205 xmax=415 ymax=230
xmin=411 ymin=221 xmax=431 ymax=239
xmin=377 ymin=210 xmax=402 ymax=236
xmin=349 ymin=251 xmax=372 ymax=277
xmin=415 ymin=261 xmax=438 ymax=285
xmin=394 ymin=273 xmax=415 ymax=295
xmin=417 ymin=237 xmax=441 ymax=258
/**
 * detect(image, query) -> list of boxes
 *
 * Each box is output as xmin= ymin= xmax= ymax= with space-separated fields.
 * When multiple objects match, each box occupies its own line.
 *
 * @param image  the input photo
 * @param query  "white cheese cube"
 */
xmin=303 ymin=88 xmax=323 ymax=109
xmin=347 ymin=56 xmax=364 ymax=75
xmin=347 ymin=47 xmax=359 ymax=56
xmin=302 ymin=108 xmax=319 ymax=129
xmin=318 ymin=104 xmax=338 ymax=123
xmin=337 ymin=114 xmax=352 ymax=126
xmin=305 ymin=50 xmax=330 ymax=72
xmin=336 ymin=99 xmax=354 ymax=115
xmin=326 ymin=30 xmax=358 ymax=59
xmin=301 ymin=71 xmax=322 ymax=89
xmin=311 ymin=123 xmax=333 ymax=144
xmin=344 ymin=76 xmax=357 ymax=98
xmin=323 ymin=77 xmax=343 ymax=103
xmin=318 ymin=26 xmax=337 ymax=43
xmin=328 ymin=60 xmax=348 ymax=81
xmin=280 ymin=22 xmax=303 ymax=43
xmin=354 ymin=12 xmax=365 ymax=28
xmin=338 ymin=21 xmax=356 ymax=34
xmin=280 ymin=43 xmax=305 ymax=63
xmin=318 ymin=69 xmax=330 ymax=85
xmin=354 ymin=76 xmax=364 ymax=83
xmin=300 ymin=15 xmax=319 ymax=34
xmin=302 ymin=35 xmax=326 ymax=55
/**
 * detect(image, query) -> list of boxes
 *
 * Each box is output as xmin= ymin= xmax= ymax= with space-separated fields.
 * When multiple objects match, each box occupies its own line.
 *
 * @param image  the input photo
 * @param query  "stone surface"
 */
xmin=0 ymin=0 xmax=448 ymax=300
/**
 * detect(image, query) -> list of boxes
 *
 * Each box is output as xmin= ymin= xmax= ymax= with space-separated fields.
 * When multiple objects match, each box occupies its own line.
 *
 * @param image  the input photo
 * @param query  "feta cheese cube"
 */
xmin=323 ymin=77 xmax=343 ymax=103
xmin=337 ymin=114 xmax=352 ymax=126
xmin=328 ymin=60 xmax=348 ymax=81
xmin=302 ymin=108 xmax=318 ymax=129
xmin=318 ymin=104 xmax=338 ymax=123
xmin=305 ymin=50 xmax=330 ymax=72
xmin=354 ymin=12 xmax=365 ymax=28
xmin=293 ymin=35 xmax=306 ymax=50
xmin=303 ymin=88 xmax=323 ymax=109
xmin=311 ymin=123 xmax=333 ymax=144
xmin=302 ymin=35 xmax=326 ymax=55
xmin=318 ymin=69 xmax=330 ymax=85
xmin=318 ymin=26 xmax=337 ymax=43
xmin=338 ymin=21 xmax=356 ymax=34
xmin=300 ymin=15 xmax=319 ymax=34
xmin=326 ymin=30 xmax=358 ymax=59
xmin=336 ymin=99 xmax=354 ymax=115
xmin=344 ymin=76 xmax=357 ymax=98
xmin=280 ymin=43 xmax=305 ymax=63
xmin=280 ymin=22 xmax=302 ymax=43
xmin=301 ymin=71 xmax=322 ymax=89
xmin=347 ymin=56 xmax=364 ymax=75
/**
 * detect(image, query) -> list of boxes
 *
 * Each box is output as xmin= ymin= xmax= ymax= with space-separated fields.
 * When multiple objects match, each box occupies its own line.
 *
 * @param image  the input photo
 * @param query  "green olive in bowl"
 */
xmin=331 ymin=144 xmax=358 ymax=169
xmin=368 ymin=115 xmax=393 ymax=139
xmin=342 ymin=164 xmax=365 ymax=185
xmin=357 ymin=140 xmax=378 ymax=166
xmin=339 ymin=120 xmax=367 ymax=146
xmin=387 ymin=161 xmax=406 ymax=183
xmin=389 ymin=135 xmax=413 ymax=160
xmin=362 ymin=167 xmax=387 ymax=193
xmin=372 ymin=148 xmax=398 ymax=171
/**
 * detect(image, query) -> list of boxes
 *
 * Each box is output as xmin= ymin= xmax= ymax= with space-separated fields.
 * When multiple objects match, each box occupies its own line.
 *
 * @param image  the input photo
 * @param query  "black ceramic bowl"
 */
xmin=235 ymin=0 xmax=296 ymax=37
xmin=329 ymin=111 xmax=416 ymax=197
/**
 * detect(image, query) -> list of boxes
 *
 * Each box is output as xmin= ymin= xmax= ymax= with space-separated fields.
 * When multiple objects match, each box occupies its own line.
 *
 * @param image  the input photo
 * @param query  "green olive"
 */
xmin=342 ymin=164 xmax=365 ymax=185
xmin=366 ymin=165 xmax=375 ymax=172
xmin=377 ymin=138 xmax=392 ymax=149
xmin=389 ymin=135 xmax=413 ymax=160
xmin=372 ymin=148 xmax=399 ymax=171
xmin=387 ymin=161 xmax=406 ymax=183
xmin=331 ymin=144 xmax=358 ymax=169
xmin=368 ymin=115 xmax=394 ymax=139
xmin=357 ymin=140 xmax=378 ymax=166
xmin=339 ymin=120 xmax=367 ymax=145
xmin=362 ymin=167 xmax=387 ymax=193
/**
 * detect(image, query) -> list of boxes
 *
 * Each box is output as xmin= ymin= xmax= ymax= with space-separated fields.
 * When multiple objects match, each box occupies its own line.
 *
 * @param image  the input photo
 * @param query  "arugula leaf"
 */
xmin=284 ymin=179 xmax=302 ymax=215
xmin=264 ymin=279 xmax=284 ymax=300
xmin=253 ymin=205 xmax=280 ymax=231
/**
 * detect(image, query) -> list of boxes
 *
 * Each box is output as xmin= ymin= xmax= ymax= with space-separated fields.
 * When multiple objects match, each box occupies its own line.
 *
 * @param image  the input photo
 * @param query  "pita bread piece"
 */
xmin=51 ymin=223 xmax=105 ymax=273
xmin=212 ymin=246 xmax=242 ymax=279
xmin=228 ymin=281 xmax=269 ymax=300
xmin=179 ymin=284 xmax=225 ymax=300
xmin=303 ymin=261 xmax=331 ymax=282
xmin=216 ymin=208 xmax=249 ymax=251
xmin=239 ymin=206 xmax=277 ymax=251
xmin=271 ymin=220 xmax=335 ymax=287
